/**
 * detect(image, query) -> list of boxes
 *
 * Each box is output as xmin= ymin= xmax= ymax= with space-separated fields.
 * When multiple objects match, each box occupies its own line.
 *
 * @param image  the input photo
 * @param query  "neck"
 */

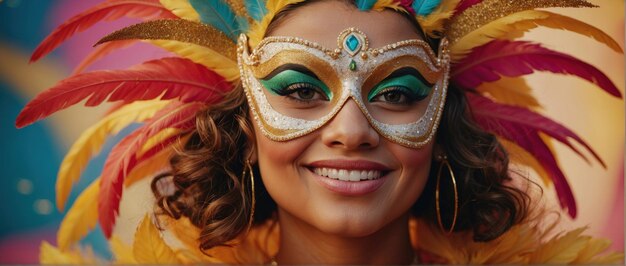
xmin=275 ymin=209 xmax=415 ymax=265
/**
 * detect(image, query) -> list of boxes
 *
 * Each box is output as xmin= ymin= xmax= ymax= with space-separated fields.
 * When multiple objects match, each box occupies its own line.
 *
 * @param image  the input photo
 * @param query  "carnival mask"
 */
xmin=237 ymin=28 xmax=450 ymax=148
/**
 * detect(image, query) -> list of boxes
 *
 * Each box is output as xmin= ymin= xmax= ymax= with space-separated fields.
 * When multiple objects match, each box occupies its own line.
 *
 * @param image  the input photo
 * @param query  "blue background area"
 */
xmin=0 ymin=82 xmax=63 ymax=236
xmin=1 ymin=0 xmax=62 ymax=237
xmin=0 ymin=0 xmax=120 ymax=260
xmin=0 ymin=0 xmax=55 ymax=48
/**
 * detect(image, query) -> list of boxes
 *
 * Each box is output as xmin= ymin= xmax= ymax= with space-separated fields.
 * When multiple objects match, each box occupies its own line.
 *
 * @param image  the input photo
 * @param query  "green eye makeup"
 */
xmin=367 ymin=74 xmax=432 ymax=102
xmin=238 ymin=29 xmax=450 ymax=148
xmin=260 ymin=69 xmax=332 ymax=99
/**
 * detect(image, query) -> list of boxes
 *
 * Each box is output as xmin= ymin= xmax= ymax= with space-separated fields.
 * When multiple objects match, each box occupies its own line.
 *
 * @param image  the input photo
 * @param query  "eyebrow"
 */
xmin=384 ymin=67 xmax=434 ymax=87
xmin=262 ymin=64 xmax=320 ymax=80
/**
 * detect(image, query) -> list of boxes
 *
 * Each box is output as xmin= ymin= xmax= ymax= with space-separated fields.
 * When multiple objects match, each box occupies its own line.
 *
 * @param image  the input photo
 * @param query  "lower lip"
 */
xmin=309 ymin=169 xmax=388 ymax=196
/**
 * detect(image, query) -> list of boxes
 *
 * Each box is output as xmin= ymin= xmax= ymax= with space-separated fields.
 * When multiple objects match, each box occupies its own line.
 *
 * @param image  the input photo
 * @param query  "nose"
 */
xmin=320 ymin=99 xmax=380 ymax=150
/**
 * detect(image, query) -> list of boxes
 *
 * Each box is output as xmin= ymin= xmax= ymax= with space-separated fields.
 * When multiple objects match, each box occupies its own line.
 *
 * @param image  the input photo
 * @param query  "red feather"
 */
xmin=127 ymin=102 xmax=203 ymax=162
xmin=98 ymin=102 xmax=202 ymax=237
xmin=452 ymin=40 xmax=622 ymax=98
xmin=97 ymin=129 xmax=140 ymax=238
xmin=468 ymin=93 xmax=605 ymax=218
xmin=30 ymin=0 xmax=176 ymax=62
xmin=16 ymin=57 xmax=232 ymax=128
xmin=72 ymin=40 xmax=137 ymax=75
xmin=454 ymin=0 xmax=484 ymax=15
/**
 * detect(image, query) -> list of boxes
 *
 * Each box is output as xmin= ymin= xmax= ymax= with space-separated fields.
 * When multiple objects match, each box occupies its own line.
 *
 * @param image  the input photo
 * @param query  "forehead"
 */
xmin=266 ymin=0 xmax=422 ymax=49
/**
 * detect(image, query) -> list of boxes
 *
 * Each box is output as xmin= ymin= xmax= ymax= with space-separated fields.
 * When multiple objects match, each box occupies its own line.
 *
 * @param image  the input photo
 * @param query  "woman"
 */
xmin=18 ymin=0 xmax=623 ymax=264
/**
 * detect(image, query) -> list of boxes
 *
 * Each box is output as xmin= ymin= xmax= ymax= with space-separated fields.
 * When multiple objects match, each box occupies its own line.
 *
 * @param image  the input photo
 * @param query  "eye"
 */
xmin=282 ymin=83 xmax=329 ymax=102
xmin=382 ymin=90 xmax=404 ymax=103
xmin=367 ymin=73 xmax=432 ymax=106
xmin=370 ymin=87 xmax=424 ymax=105
xmin=260 ymin=68 xmax=332 ymax=103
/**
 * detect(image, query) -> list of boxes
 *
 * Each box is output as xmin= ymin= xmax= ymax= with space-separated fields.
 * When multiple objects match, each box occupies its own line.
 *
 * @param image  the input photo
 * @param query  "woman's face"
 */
xmin=253 ymin=0 xmax=434 ymax=237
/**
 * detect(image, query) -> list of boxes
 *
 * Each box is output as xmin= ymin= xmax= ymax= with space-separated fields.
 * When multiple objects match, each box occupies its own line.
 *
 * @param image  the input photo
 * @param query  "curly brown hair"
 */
xmin=151 ymin=0 xmax=531 ymax=251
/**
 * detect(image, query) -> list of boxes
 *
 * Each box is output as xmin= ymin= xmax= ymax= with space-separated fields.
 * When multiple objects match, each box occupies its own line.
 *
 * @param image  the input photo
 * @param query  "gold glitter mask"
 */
xmin=237 ymin=28 xmax=450 ymax=148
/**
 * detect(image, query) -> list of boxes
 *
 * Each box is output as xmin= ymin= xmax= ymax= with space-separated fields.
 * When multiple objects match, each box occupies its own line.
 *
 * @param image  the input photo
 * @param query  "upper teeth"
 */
xmin=313 ymin=168 xmax=381 ymax=181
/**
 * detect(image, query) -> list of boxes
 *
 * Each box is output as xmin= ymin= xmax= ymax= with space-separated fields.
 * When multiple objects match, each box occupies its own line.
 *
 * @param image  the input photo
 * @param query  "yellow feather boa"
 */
xmin=41 ymin=212 xmax=624 ymax=264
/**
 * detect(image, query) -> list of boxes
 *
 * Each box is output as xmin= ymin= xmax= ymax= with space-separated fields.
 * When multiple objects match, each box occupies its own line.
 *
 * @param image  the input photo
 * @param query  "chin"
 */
xmin=309 ymin=208 xmax=389 ymax=237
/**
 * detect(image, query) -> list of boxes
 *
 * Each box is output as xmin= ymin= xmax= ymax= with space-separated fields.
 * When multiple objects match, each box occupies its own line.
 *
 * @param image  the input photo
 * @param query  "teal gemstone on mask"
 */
xmin=346 ymin=35 xmax=359 ymax=52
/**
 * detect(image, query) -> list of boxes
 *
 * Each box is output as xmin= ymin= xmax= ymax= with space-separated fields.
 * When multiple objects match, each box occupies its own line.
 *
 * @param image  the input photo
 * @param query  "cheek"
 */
xmin=253 ymin=122 xmax=314 ymax=209
xmin=388 ymin=142 xmax=434 ymax=208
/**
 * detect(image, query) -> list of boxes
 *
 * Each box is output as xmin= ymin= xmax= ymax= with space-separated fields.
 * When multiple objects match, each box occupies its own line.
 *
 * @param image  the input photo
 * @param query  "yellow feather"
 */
xmin=39 ymin=241 xmax=96 ymax=264
xmin=133 ymin=214 xmax=181 ymax=264
xmin=452 ymin=10 xmax=623 ymax=59
xmin=161 ymin=216 xmax=215 ymax=262
xmin=57 ymin=178 xmax=100 ymax=251
xmin=110 ymin=236 xmax=137 ymax=263
xmin=448 ymin=0 xmax=597 ymax=48
xmin=56 ymin=100 xmax=169 ymax=211
xmin=571 ymin=237 xmax=611 ymax=263
xmin=159 ymin=0 xmax=201 ymax=21
xmin=411 ymin=219 xmax=466 ymax=263
xmin=248 ymin=0 xmax=305 ymax=48
xmin=451 ymin=10 xmax=550 ymax=57
xmin=161 ymin=214 xmax=281 ymax=264
xmin=148 ymin=40 xmax=239 ymax=81
xmin=372 ymin=0 xmax=404 ymax=12
xmin=225 ymin=0 xmax=252 ymax=23
xmin=469 ymin=221 xmax=543 ymax=264
xmin=529 ymin=227 xmax=589 ymax=264
xmin=411 ymin=212 xmax=624 ymax=265
xmin=477 ymin=77 xmax=541 ymax=109
xmin=503 ymin=132 xmax=562 ymax=189
xmin=593 ymin=253 xmax=626 ymax=264
xmin=508 ymin=10 xmax=623 ymax=53
xmin=137 ymin=128 xmax=182 ymax=157
xmin=500 ymin=138 xmax=551 ymax=186
xmin=418 ymin=0 xmax=460 ymax=38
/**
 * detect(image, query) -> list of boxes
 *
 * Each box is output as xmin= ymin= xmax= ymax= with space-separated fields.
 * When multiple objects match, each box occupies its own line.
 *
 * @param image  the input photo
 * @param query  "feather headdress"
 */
xmin=17 ymin=0 xmax=622 ymax=261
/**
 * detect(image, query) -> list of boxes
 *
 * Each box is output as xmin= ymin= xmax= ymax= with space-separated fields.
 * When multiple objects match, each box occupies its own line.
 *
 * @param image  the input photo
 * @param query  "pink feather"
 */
xmin=16 ymin=57 xmax=232 ymax=128
xmin=468 ymin=93 xmax=607 ymax=218
xmin=30 ymin=0 xmax=176 ymax=62
xmin=98 ymin=102 xmax=203 ymax=237
xmin=452 ymin=40 xmax=622 ymax=98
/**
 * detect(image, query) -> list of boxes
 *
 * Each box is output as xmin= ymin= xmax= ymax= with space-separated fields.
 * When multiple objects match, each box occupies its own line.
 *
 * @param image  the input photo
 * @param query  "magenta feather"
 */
xmin=16 ymin=57 xmax=232 ymax=128
xmin=452 ymin=40 xmax=622 ymax=98
xmin=30 ymin=0 xmax=175 ymax=62
xmin=454 ymin=0 xmax=483 ymax=14
xmin=98 ymin=101 xmax=203 ymax=237
xmin=467 ymin=93 xmax=608 ymax=218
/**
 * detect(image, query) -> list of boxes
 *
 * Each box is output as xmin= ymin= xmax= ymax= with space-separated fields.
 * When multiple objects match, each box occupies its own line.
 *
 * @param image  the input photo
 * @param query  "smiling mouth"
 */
xmin=311 ymin=168 xmax=383 ymax=181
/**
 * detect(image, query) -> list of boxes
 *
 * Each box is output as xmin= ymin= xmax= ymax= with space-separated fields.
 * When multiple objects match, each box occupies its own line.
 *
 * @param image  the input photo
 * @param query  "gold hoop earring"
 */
xmin=243 ymin=160 xmax=256 ymax=232
xmin=435 ymin=155 xmax=458 ymax=234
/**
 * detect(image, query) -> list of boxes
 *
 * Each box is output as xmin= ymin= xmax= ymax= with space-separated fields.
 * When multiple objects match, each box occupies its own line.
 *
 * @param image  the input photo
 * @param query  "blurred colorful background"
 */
xmin=0 ymin=0 xmax=623 ymax=263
